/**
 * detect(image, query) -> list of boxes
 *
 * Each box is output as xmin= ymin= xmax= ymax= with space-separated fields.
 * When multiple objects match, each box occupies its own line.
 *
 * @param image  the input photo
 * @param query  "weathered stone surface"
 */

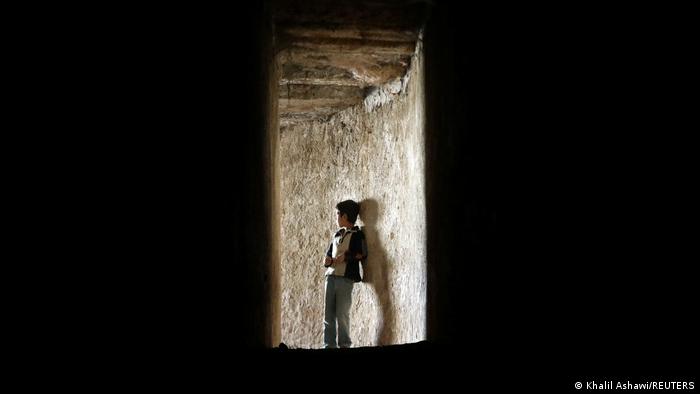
xmin=273 ymin=0 xmax=425 ymax=125
xmin=280 ymin=84 xmax=365 ymax=101
xmin=278 ymin=50 xmax=412 ymax=88
xmin=278 ymin=24 xmax=419 ymax=42
xmin=280 ymin=47 xmax=425 ymax=348
xmin=278 ymin=84 xmax=365 ymax=126
xmin=282 ymin=36 xmax=416 ymax=55
xmin=280 ymin=63 xmax=358 ymax=86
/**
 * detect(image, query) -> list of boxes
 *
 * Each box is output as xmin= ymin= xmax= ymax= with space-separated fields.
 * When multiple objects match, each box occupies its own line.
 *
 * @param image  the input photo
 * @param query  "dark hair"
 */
xmin=336 ymin=200 xmax=360 ymax=224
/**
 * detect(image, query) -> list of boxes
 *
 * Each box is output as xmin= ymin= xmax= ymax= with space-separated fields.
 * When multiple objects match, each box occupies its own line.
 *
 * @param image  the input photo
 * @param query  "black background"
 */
xmin=61 ymin=1 xmax=696 ymax=389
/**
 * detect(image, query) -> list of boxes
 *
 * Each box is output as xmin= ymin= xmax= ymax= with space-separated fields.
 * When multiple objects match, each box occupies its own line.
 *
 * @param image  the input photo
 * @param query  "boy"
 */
xmin=322 ymin=199 xmax=368 ymax=348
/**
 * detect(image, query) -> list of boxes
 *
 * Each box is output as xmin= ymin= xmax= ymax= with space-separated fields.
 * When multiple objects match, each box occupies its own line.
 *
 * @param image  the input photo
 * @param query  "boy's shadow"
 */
xmin=359 ymin=198 xmax=394 ymax=346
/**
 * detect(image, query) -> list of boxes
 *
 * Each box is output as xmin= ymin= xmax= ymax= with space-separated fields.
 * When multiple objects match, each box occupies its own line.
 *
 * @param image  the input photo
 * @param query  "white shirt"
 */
xmin=325 ymin=227 xmax=353 ymax=277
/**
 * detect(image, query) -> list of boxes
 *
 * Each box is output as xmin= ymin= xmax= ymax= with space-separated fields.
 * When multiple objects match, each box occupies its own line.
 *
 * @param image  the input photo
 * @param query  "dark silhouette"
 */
xmin=359 ymin=198 xmax=395 ymax=345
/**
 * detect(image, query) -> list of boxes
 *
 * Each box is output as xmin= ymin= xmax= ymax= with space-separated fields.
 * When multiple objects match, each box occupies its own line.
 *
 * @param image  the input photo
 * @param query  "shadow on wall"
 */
xmin=359 ymin=198 xmax=394 ymax=346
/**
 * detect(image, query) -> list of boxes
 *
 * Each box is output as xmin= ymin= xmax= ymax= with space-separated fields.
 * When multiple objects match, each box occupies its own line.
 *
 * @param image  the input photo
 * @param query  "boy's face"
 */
xmin=336 ymin=210 xmax=352 ymax=228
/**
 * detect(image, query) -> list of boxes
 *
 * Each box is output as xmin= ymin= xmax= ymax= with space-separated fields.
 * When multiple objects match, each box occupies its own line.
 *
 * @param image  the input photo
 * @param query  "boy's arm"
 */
xmin=352 ymin=232 xmax=368 ymax=261
xmin=323 ymin=242 xmax=333 ymax=267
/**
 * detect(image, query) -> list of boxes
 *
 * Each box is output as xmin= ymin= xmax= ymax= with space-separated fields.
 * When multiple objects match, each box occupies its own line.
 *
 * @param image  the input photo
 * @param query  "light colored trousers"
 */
xmin=324 ymin=275 xmax=354 ymax=348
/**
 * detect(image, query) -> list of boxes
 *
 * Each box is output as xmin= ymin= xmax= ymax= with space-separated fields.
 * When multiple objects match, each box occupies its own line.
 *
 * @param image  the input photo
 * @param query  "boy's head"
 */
xmin=336 ymin=199 xmax=360 ymax=225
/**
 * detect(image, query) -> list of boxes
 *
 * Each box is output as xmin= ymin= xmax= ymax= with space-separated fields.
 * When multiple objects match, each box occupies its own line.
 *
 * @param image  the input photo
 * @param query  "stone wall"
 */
xmin=280 ymin=44 xmax=425 ymax=348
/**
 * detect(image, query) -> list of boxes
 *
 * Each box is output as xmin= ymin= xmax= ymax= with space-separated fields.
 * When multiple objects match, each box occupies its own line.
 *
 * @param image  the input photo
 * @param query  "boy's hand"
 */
xmin=324 ymin=256 xmax=333 ymax=266
xmin=334 ymin=253 xmax=347 ymax=264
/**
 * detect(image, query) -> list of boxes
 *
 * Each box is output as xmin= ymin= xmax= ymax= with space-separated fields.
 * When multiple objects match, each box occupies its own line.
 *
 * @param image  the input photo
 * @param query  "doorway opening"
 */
xmin=272 ymin=0 xmax=429 ymax=348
